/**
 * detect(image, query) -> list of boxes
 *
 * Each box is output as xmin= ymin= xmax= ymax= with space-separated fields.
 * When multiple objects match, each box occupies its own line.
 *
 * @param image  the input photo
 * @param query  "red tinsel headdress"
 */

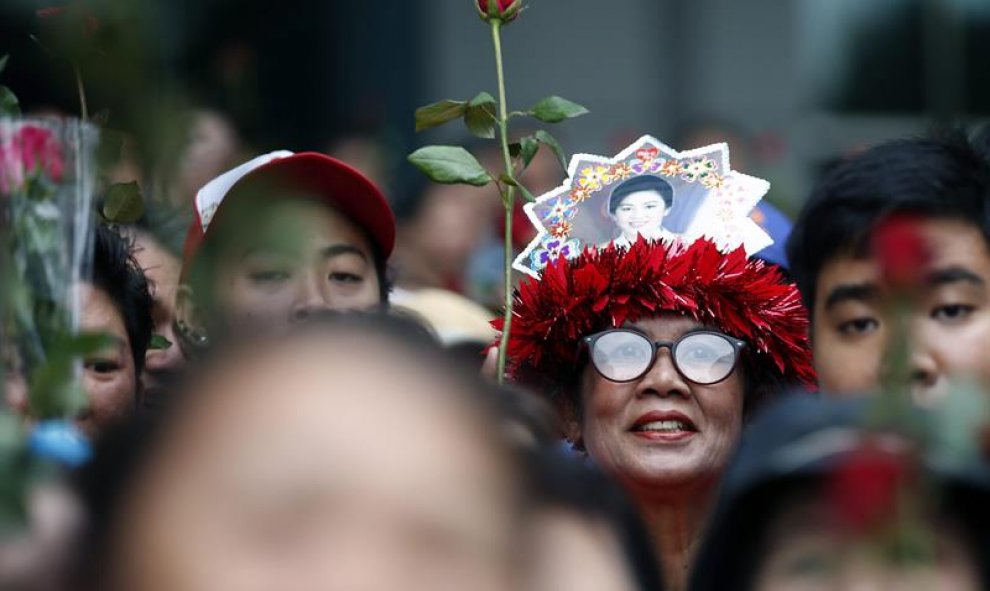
xmin=496 ymin=237 xmax=816 ymax=398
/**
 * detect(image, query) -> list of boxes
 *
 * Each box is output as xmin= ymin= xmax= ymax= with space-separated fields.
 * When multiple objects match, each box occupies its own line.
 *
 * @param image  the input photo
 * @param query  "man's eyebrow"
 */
xmin=926 ymin=266 xmax=986 ymax=288
xmin=824 ymin=283 xmax=879 ymax=311
xmin=320 ymin=244 xmax=368 ymax=261
xmin=86 ymin=334 xmax=127 ymax=352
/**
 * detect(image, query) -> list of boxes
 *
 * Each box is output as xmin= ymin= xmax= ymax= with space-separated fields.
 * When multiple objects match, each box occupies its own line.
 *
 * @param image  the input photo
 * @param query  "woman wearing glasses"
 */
xmin=498 ymin=237 xmax=815 ymax=591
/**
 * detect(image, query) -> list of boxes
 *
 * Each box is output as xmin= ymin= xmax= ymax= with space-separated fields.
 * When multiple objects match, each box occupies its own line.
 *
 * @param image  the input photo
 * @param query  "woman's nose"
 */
xmin=635 ymin=349 xmax=691 ymax=399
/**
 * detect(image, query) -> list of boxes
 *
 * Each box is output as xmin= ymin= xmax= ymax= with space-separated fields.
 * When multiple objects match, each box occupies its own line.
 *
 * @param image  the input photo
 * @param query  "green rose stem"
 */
xmin=409 ymin=4 xmax=586 ymax=384
xmin=491 ymin=19 xmax=514 ymax=384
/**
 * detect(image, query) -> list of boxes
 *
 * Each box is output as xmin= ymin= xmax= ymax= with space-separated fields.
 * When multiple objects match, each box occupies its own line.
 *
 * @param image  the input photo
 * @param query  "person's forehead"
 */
xmin=624 ymin=314 xmax=705 ymax=337
xmin=814 ymin=219 xmax=990 ymax=306
xmin=621 ymin=190 xmax=663 ymax=202
xmin=222 ymin=198 xmax=375 ymax=257
xmin=79 ymin=283 xmax=130 ymax=345
xmin=168 ymin=339 xmax=510 ymax=494
xmin=132 ymin=233 xmax=181 ymax=283
xmin=192 ymin=338 xmax=472 ymax=426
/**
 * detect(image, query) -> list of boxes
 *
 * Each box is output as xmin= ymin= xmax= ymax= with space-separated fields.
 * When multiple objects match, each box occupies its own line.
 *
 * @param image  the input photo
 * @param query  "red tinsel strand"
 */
xmin=493 ymin=237 xmax=816 ymax=399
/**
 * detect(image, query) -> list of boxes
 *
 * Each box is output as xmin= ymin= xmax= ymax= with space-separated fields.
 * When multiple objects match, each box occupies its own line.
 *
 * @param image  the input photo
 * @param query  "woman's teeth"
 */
xmin=636 ymin=420 xmax=693 ymax=432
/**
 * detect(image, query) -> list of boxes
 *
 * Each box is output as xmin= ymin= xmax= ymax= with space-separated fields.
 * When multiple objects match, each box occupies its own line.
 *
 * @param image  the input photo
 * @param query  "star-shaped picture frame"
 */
xmin=514 ymin=135 xmax=774 ymax=278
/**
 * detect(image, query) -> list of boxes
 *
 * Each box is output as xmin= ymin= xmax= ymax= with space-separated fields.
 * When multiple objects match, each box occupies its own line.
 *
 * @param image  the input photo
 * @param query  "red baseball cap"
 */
xmin=182 ymin=151 xmax=395 ymax=274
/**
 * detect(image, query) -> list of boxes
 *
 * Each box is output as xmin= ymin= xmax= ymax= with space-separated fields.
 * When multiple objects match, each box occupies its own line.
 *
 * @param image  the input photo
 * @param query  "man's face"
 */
xmin=811 ymin=219 xmax=990 ymax=402
xmin=78 ymin=283 xmax=137 ymax=435
xmin=132 ymin=232 xmax=183 ymax=402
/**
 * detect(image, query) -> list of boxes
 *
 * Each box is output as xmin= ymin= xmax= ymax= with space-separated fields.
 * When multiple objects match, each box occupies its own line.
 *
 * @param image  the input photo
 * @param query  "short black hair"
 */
xmin=91 ymin=225 xmax=153 ymax=377
xmin=787 ymin=126 xmax=990 ymax=312
xmin=608 ymin=175 xmax=674 ymax=214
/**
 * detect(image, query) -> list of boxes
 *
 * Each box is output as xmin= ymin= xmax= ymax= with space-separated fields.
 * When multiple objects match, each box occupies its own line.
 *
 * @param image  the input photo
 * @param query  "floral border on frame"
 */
xmin=513 ymin=135 xmax=774 ymax=278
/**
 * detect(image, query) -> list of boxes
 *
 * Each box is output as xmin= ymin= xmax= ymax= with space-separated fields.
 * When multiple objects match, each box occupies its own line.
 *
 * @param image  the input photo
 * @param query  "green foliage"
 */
xmin=408 ymin=146 xmax=492 ymax=186
xmin=102 ymin=181 xmax=145 ymax=224
xmin=0 ymin=413 xmax=28 ymax=533
xmin=414 ymin=99 xmax=468 ymax=132
xmin=29 ymin=332 xmax=113 ymax=419
xmin=928 ymin=378 xmax=990 ymax=469
xmin=509 ymin=135 xmax=540 ymax=169
xmin=149 ymin=334 xmax=172 ymax=351
xmin=528 ymin=96 xmax=589 ymax=124
xmin=499 ymin=174 xmax=536 ymax=202
xmin=0 ymin=54 xmax=19 ymax=117
xmin=534 ymin=130 xmax=568 ymax=171
xmin=464 ymin=92 xmax=497 ymax=139
xmin=413 ymin=93 xmax=499 ymax=139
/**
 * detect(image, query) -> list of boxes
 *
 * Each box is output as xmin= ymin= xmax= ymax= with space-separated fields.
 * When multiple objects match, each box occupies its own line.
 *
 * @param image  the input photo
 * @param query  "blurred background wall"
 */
xmin=2 ymin=0 xmax=988 ymax=212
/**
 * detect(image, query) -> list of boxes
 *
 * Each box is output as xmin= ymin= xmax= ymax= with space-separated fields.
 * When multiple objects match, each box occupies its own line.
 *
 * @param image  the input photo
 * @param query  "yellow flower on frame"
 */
xmin=570 ymin=186 xmax=593 ymax=203
xmin=549 ymin=220 xmax=573 ymax=238
xmin=578 ymin=165 xmax=609 ymax=191
xmin=659 ymin=159 xmax=682 ymax=177
xmin=609 ymin=162 xmax=634 ymax=181
xmin=701 ymin=173 xmax=725 ymax=189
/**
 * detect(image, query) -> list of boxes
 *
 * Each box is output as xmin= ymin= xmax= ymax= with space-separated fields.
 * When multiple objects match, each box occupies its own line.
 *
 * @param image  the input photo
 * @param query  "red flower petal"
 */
xmin=494 ymin=238 xmax=816 ymax=397
xmin=871 ymin=215 xmax=931 ymax=289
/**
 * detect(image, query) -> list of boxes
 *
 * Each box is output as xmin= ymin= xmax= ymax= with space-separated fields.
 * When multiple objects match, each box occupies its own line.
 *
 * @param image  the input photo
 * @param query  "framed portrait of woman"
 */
xmin=514 ymin=136 xmax=773 ymax=278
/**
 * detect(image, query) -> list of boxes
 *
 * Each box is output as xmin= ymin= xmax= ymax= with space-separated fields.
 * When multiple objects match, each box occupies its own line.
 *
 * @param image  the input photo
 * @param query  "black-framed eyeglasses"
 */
xmin=582 ymin=329 xmax=746 ymax=385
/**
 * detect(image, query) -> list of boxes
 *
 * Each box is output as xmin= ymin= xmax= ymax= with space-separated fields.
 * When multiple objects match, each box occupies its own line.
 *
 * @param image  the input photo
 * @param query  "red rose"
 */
xmin=871 ymin=215 xmax=930 ymax=289
xmin=828 ymin=442 xmax=915 ymax=533
xmin=476 ymin=0 xmax=523 ymax=23
xmin=0 ymin=142 xmax=26 ymax=195
xmin=13 ymin=125 xmax=65 ymax=184
xmin=37 ymin=3 xmax=100 ymax=38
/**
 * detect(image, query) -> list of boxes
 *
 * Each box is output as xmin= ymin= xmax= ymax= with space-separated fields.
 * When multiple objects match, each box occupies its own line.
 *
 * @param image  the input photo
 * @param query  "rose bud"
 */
xmin=476 ymin=0 xmax=523 ymax=24
xmin=828 ymin=441 xmax=916 ymax=533
xmin=871 ymin=215 xmax=931 ymax=290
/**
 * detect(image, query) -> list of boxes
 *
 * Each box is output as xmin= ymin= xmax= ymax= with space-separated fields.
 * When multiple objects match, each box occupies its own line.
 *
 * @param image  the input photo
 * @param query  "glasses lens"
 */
xmin=591 ymin=331 xmax=654 ymax=381
xmin=674 ymin=333 xmax=737 ymax=384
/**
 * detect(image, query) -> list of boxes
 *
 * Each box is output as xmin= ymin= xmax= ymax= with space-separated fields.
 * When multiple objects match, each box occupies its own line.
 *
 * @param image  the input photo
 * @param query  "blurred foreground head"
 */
xmin=76 ymin=314 xmax=523 ymax=591
xmin=521 ymin=451 xmax=663 ymax=591
xmin=693 ymin=395 xmax=990 ymax=591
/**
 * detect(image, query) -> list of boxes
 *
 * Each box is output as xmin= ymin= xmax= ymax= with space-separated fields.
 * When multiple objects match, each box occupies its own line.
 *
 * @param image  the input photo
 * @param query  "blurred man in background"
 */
xmin=787 ymin=127 xmax=990 ymax=402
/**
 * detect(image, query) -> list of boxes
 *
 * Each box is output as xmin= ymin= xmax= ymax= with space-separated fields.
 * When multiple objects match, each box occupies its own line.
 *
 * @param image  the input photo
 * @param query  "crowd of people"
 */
xmin=3 ymin=120 xmax=990 ymax=591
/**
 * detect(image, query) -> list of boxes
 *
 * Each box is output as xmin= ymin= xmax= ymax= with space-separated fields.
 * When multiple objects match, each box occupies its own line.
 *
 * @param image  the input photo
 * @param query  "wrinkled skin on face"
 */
xmin=577 ymin=315 xmax=745 ymax=499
